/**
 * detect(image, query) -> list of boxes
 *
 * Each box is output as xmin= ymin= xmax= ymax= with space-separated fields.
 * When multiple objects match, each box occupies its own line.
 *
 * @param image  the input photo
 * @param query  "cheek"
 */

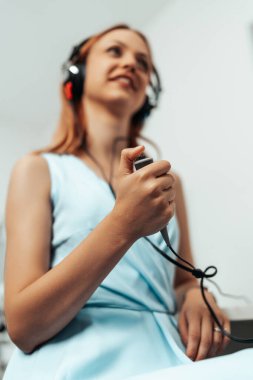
xmin=83 ymin=65 xmax=101 ymax=95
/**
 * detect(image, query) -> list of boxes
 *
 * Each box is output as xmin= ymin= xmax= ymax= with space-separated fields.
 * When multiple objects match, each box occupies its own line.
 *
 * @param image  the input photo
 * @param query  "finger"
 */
xmin=165 ymin=187 xmax=176 ymax=203
xmin=195 ymin=315 xmax=213 ymax=361
xmin=141 ymin=160 xmax=172 ymax=178
xmin=208 ymin=324 xmax=223 ymax=358
xmin=165 ymin=200 xmax=175 ymax=220
xmin=153 ymin=173 xmax=175 ymax=192
xmin=218 ymin=319 xmax=231 ymax=354
xmin=186 ymin=314 xmax=201 ymax=361
xmin=120 ymin=146 xmax=145 ymax=174
xmin=178 ymin=312 xmax=188 ymax=347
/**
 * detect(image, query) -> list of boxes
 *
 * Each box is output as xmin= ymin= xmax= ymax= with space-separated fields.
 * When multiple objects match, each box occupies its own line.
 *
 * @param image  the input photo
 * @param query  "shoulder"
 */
xmin=11 ymin=153 xmax=50 ymax=182
xmin=8 ymin=153 xmax=51 ymax=199
xmin=12 ymin=153 xmax=48 ymax=172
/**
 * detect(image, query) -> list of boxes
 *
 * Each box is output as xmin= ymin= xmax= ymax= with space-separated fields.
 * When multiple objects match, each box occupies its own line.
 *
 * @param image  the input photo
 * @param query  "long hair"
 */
xmin=33 ymin=23 xmax=161 ymax=157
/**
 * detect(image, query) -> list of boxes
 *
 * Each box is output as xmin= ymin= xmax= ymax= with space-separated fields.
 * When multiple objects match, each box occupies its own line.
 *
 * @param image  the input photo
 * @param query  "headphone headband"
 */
xmin=68 ymin=37 xmax=90 ymax=62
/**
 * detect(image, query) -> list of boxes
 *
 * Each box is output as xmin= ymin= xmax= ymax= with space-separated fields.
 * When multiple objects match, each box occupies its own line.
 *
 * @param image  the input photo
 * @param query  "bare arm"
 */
xmin=172 ymin=173 xmax=199 ymax=309
xmin=4 ymin=155 xmax=136 ymax=354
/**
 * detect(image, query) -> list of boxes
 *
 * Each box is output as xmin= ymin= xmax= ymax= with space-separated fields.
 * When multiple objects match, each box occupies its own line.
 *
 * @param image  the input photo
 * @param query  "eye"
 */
xmin=107 ymin=46 xmax=122 ymax=55
xmin=106 ymin=45 xmax=150 ymax=73
xmin=137 ymin=58 xmax=149 ymax=72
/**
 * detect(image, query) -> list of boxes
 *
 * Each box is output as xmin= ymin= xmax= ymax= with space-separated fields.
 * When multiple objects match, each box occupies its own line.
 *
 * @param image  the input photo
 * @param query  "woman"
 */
xmin=3 ymin=24 xmax=230 ymax=379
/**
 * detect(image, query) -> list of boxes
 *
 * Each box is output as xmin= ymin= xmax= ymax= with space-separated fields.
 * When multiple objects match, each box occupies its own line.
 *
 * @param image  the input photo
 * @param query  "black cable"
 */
xmin=143 ymin=236 xmax=193 ymax=274
xmin=158 ymin=227 xmax=195 ymax=269
xmin=144 ymin=235 xmax=253 ymax=344
xmin=199 ymin=275 xmax=253 ymax=343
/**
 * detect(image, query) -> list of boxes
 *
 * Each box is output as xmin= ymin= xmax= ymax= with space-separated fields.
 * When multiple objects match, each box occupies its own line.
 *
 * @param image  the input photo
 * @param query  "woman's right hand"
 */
xmin=112 ymin=145 xmax=176 ymax=240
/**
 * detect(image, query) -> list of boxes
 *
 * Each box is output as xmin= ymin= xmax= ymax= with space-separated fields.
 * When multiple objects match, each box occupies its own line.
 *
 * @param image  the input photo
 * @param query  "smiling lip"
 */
xmin=109 ymin=75 xmax=137 ymax=91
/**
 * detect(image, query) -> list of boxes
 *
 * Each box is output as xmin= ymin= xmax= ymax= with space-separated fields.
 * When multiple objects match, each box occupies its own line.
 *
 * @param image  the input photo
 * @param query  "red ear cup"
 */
xmin=62 ymin=63 xmax=85 ymax=102
xmin=64 ymin=82 xmax=73 ymax=100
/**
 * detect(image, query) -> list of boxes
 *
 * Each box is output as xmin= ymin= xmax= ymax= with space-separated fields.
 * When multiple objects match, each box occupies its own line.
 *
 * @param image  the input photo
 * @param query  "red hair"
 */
xmin=33 ymin=24 xmax=161 ymax=157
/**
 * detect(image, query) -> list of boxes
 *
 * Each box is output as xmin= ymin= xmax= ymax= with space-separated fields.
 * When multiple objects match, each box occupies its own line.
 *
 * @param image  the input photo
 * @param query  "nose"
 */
xmin=121 ymin=53 xmax=137 ymax=72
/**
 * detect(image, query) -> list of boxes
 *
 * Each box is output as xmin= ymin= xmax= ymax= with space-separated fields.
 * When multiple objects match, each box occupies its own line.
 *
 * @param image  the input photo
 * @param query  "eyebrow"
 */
xmin=107 ymin=39 xmax=150 ymax=60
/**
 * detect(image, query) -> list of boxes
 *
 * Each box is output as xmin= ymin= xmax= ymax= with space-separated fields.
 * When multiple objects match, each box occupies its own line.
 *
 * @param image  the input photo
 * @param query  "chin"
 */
xmin=104 ymin=94 xmax=139 ymax=113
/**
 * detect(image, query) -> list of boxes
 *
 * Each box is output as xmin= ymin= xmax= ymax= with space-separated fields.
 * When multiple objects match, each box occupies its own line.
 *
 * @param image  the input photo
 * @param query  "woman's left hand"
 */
xmin=178 ymin=287 xmax=231 ymax=361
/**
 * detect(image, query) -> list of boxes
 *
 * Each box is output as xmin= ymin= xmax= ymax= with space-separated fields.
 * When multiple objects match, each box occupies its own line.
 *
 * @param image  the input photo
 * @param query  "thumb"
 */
xmin=119 ymin=145 xmax=145 ymax=175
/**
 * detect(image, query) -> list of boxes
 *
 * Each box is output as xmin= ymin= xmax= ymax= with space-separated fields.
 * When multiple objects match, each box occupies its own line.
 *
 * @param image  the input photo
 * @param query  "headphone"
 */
xmin=62 ymin=36 xmax=162 ymax=123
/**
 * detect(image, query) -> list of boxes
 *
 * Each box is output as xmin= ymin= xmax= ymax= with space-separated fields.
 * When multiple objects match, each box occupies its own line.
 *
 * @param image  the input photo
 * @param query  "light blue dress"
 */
xmin=3 ymin=153 xmax=192 ymax=380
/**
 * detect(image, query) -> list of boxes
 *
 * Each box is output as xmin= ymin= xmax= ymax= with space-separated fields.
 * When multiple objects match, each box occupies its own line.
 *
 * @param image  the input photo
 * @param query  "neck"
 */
xmin=82 ymin=98 xmax=132 ymax=163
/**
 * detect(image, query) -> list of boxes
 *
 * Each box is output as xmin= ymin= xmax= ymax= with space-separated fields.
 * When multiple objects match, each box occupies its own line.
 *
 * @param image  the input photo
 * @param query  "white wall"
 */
xmin=1 ymin=0 xmax=253 ymax=308
xmin=143 ymin=0 xmax=253 ymax=307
